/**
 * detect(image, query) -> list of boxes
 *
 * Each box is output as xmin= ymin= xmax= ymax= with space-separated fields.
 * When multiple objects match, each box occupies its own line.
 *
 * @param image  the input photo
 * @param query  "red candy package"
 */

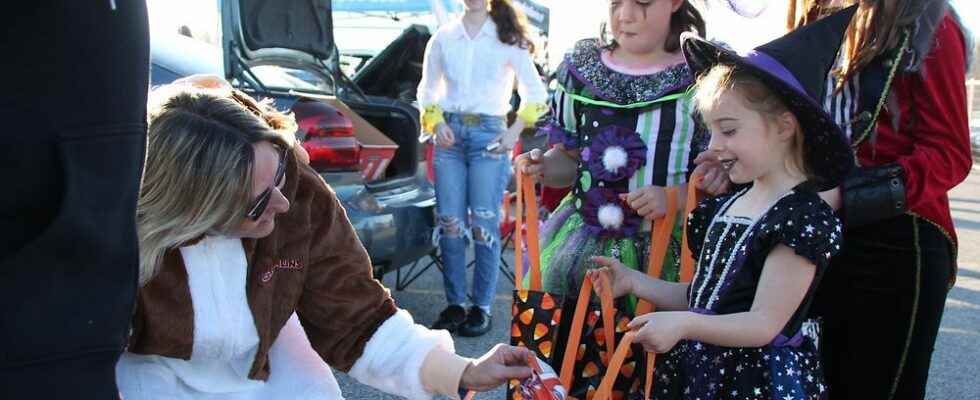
xmin=519 ymin=354 xmax=566 ymax=400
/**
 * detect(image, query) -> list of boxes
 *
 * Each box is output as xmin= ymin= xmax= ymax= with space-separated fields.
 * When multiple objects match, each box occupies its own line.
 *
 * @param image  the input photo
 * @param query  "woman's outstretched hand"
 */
xmin=459 ymin=344 xmax=533 ymax=392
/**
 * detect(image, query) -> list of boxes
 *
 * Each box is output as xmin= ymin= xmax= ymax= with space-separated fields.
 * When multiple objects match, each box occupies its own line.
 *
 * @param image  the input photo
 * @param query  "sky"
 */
xmin=147 ymin=0 xmax=980 ymax=72
xmin=542 ymin=0 xmax=980 ymax=70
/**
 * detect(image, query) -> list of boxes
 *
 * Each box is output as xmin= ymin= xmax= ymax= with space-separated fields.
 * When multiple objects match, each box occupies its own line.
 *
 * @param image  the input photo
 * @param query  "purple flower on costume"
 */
xmin=580 ymin=187 xmax=641 ymax=238
xmin=586 ymin=125 xmax=647 ymax=182
xmin=540 ymin=122 xmax=580 ymax=149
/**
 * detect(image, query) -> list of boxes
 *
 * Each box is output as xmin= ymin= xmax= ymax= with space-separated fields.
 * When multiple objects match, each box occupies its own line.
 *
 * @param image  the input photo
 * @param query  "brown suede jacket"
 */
xmin=127 ymin=148 xmax=397 ymax=380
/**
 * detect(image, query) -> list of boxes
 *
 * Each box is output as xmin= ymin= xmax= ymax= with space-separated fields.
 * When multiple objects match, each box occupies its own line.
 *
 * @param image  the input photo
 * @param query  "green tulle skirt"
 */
xmin=523 ymin=195 xmax=683 ymax=312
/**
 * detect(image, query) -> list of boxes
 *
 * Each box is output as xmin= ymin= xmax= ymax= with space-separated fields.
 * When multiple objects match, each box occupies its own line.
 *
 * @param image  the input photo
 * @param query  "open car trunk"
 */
xmin=353 ymin=24 xmax=431 ymax=104
xmin=222 ymin=0 xmax=422 ymax=182
xmin=331 ymin=93 xmax=422 ymax=182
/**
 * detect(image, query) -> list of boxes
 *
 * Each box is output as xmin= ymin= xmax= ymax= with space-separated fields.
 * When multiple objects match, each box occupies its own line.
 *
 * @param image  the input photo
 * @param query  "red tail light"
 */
xmin=292 ymin=99 xmax=360 ymax=171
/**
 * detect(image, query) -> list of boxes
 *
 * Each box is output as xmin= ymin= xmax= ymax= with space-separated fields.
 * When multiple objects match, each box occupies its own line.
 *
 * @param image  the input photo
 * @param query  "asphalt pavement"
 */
xmin=336 ymin=167 xmax=980 ymax=399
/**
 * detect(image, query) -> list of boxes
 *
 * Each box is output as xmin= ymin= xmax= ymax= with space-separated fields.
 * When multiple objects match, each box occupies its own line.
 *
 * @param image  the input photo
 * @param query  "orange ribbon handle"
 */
xmin=679 ymin=177 xmax=701 ymax=283
xmin=514 ymin=160 xmax=543 ymax=291
xmin=558 ymin=269 xmax=616 ymax=390
xmin=632 ymin=182 xmax=701 ymax=399
xmin=593 ymin=331 xmax=639 ymax=400
xmin=635 ymin=187 xmax=679 ymax=316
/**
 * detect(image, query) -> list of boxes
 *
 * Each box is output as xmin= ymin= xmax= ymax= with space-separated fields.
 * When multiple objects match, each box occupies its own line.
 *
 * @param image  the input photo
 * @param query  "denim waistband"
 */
xmin=444 ymin=112 xmax=505 ymax=126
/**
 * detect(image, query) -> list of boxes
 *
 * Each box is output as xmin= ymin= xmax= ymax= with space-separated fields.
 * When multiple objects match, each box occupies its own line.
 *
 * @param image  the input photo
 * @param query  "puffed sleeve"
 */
xmin=538 ymin=63 xmax=581 ymax=149
xmin=759 ymin=195 xmax=842 ymax=269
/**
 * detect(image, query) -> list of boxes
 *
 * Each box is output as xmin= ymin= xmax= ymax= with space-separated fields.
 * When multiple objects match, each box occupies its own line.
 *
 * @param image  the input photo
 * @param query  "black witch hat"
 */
xmin=682 ymin=5 xmax=859 ymax=191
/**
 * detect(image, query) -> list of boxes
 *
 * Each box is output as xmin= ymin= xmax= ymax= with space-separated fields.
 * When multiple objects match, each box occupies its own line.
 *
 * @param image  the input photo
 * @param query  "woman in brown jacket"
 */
xmin=116 ymin=78 xmax=532 ymax=399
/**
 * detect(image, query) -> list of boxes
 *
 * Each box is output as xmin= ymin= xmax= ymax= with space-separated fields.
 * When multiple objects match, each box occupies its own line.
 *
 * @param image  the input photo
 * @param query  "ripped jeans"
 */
xmin=433 ymin=113 xmax=511 ymax=309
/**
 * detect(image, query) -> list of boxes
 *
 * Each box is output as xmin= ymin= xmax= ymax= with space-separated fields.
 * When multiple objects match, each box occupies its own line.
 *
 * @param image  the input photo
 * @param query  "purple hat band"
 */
xmin=740 ymin=49 xmax=808 ymax=98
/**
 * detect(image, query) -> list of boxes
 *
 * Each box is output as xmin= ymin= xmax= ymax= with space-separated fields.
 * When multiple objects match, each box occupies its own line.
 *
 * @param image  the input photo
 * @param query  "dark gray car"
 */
xmin=150 ymin=0 xmax=437 ymax=279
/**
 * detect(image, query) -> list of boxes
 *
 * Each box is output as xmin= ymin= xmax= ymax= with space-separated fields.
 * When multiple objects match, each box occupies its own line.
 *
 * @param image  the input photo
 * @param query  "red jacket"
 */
xmin=856 ymin=14 xmax=972 ymax=249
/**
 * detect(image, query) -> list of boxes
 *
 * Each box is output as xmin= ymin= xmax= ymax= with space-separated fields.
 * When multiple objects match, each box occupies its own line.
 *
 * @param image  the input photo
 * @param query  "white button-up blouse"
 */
xmin=417 ymin=17 xmax=547 ymax=134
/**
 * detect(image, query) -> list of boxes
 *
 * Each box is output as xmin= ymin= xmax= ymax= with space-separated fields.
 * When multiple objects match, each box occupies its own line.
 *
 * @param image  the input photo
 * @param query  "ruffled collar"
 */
xmin=563 ymin=38 xmax=694 ymax=105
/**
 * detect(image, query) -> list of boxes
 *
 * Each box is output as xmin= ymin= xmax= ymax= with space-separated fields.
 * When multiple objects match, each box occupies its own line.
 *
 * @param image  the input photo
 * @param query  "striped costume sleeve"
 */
xmin=539 ymin=64 xmax=581 ymax=149
xmin=629 ymin=92 xmax=698 ymax=189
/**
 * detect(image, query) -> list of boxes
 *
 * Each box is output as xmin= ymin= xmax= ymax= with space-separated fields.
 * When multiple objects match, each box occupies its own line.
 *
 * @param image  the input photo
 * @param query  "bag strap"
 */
xmin=635 ymin=187 xmax=679 ymax=316
xmin=593 ymin=331 xmax=639 ymax=400
xmin=679 ymin=178 xmax=701 ymax=283
xmin=558 ymin=269 xmax=616 ymax=390
xmin=634 ymin=181 xmax=701 ymax=398
xmin=514 ymin=161 xmax=543 ymax=291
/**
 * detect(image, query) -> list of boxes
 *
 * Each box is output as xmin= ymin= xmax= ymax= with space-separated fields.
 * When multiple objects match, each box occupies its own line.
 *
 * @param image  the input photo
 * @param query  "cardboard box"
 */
xmin=320 ymin=97 xmax=399 ymax=181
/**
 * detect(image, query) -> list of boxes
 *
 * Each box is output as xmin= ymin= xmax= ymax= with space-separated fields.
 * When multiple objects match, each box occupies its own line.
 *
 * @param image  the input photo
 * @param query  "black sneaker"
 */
xmin=431 ymin=305 xmax=467 ymax=332
xmin=458 ymin=306 xmax=492 ymax=337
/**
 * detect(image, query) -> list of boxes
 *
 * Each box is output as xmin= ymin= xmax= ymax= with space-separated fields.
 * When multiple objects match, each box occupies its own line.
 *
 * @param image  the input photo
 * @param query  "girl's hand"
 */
xmin=627 ymin=311 xmax=691 ymax=354
xmin=620 ymin=186 xmax=667 ymax=220
xmin=692 ymin=151 xmax=731 ymax=196
xmin=516 ymin=148 xmax=545 ymax=180
xmin=588 ymin=256 xmax=637 ymax=298
xmin=435 ymin=123 xmax=456 ymax=148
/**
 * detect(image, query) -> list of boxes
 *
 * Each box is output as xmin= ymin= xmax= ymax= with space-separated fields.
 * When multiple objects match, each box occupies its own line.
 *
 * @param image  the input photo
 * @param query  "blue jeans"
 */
xmin=433 ymin=113 xmax=511 ymax=309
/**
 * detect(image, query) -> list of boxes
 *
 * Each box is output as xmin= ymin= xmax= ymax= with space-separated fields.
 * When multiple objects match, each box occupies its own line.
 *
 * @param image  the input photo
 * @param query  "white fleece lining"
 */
xmin=348 ymin=309 xmax=454 ymax=400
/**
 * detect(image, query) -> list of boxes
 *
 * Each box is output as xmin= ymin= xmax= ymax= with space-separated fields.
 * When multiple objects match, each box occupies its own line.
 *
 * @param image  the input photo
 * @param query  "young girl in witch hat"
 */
xmin=590 ymin=7 xmax=860 ymax=399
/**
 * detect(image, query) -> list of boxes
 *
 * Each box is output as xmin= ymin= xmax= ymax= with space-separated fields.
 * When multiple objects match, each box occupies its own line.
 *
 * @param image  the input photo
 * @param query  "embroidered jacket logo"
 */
xmin=261 ymin=259 xmax=303 ymax=283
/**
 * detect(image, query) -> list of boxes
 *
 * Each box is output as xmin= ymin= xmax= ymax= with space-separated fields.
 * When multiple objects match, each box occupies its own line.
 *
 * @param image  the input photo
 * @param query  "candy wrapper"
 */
xmin=519 ymin=354 xmax=566 ymax=400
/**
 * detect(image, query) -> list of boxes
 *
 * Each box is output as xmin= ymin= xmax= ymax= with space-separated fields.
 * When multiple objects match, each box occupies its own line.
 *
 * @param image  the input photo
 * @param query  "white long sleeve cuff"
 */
xmin=348 ymin=309 xmax=469 ymax=400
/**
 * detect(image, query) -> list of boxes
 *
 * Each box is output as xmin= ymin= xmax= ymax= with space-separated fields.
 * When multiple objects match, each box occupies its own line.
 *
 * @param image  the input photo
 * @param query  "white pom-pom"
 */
xmin=597 ymin=203 xmax=624 ymax=229
xmin=602 ymin=146 xmax=628 ymax=173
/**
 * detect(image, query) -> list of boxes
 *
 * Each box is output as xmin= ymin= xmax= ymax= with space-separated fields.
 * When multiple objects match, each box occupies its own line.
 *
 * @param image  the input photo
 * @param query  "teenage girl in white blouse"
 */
xmin=417 ymin=0 xmax=548 ymax=337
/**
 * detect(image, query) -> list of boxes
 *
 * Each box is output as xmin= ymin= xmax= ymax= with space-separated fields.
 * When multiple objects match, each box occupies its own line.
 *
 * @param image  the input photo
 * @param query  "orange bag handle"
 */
xmin=514 ymin=160 xmax=543 ymax=291
xmin=633 ymin=180 xmax=701 ymax=398
xmin=558 ymin=268 xmax=616 ymax=390
xmin=635 ymin=187 xmax=679 ymax=316
xmin=593 ymin=331 xmax=639 ymax=400
xmin=679 ymin=177 xmax=701 ymax=283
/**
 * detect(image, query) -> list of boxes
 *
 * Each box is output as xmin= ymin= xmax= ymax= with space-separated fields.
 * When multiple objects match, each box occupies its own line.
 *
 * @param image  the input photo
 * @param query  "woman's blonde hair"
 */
xmin=138 ymin=87 xmax=295 ymax=285
xmin=693 ymin=64 xmax=810 ymax=179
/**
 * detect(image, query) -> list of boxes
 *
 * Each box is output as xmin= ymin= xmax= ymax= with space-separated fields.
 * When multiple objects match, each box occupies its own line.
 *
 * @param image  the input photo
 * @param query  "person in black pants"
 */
xmin=0 ymin=1 xmax=148 ymax=398
xmin=785 ymin=1 xmax=973 ymax=398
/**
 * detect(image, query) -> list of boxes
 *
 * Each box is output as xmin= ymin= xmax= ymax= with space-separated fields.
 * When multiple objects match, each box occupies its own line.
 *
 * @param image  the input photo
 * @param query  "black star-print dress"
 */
xmin=650 ymin=185 xmax=841 ymax=400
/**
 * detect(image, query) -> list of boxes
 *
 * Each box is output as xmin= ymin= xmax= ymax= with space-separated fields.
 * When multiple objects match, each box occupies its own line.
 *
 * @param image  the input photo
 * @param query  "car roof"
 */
xmin=150 ymin=30 xmax=323 ymax=93
xmin=150 ymin=30 xmax=224 ymax=77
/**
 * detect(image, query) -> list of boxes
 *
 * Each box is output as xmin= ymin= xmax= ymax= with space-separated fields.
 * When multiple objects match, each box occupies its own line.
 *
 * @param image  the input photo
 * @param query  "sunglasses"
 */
xmin=245 ymin=146 xmax=287 ymax=221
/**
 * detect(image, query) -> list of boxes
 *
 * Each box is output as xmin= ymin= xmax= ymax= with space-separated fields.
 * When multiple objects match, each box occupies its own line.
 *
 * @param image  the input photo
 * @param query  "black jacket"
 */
xmin=0 ymin=1 xmax=148 ymax=398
